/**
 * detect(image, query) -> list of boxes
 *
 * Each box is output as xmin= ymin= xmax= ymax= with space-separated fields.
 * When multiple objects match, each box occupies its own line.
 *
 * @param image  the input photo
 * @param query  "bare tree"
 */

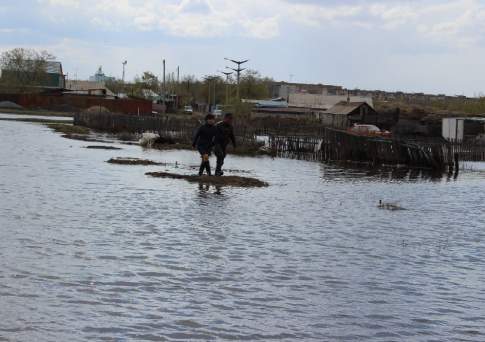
xmin=0 ymin=48 xmax=56 ymax=93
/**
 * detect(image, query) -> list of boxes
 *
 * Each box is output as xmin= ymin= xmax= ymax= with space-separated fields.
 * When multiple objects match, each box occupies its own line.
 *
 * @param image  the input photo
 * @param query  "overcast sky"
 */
xmin=1 ymin=0 xmax=484 ymax=96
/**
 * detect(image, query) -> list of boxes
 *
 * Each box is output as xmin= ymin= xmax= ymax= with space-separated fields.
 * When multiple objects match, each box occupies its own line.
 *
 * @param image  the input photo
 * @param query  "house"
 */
xmin=65 ymin=80 xmax=115 ymax=97
xmin=318 ymin=101 xmax=379 ymax=129
xmin=44 ymin=61 xmax=65 ymax=88
xmin=250 ymin=107 xmax=313 ymax=119
xmin=289 ymin=93 xmax=373 ymax=110
xmin=242 ymin=97 xmax=289 ymax=108
xmin=1 ymin=60 xmax=65 ymax=89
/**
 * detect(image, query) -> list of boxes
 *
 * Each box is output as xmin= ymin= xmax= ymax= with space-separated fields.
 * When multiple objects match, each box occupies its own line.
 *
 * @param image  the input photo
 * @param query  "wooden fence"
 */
xmin=269 ymin=129 xmax=485 ymax=169
xmin=75 ymin=112 xmax=485 ymax=170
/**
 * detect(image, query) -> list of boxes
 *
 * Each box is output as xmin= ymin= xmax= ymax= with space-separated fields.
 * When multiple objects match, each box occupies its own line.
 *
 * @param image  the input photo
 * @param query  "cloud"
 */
xmin=2 ymin=0 xmax=485 ymax=95
xmin=33 ymin=0 xmax=485 ymax=47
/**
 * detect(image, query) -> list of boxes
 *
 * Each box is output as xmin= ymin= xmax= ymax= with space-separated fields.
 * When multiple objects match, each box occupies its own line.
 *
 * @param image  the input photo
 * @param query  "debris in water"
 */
xmin=85 ymin=145 xmax=122 ymax=150
xmin=107 ymin=157 xmax=165 ymax=166
xmin=146 ymin=172 xmax=268 ymax=188
xmin=378 ymin=200 xmax=406 ymax=211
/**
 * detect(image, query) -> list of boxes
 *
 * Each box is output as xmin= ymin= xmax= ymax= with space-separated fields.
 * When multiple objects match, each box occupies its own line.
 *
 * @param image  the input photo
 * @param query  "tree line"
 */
xmin=0 ymin=48 xmax=274 ymax=106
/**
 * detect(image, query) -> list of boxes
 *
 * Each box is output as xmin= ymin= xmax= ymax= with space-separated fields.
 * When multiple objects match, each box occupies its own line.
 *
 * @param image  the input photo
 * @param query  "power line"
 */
xmin=224 ymin=57 xmax=248 ymax=102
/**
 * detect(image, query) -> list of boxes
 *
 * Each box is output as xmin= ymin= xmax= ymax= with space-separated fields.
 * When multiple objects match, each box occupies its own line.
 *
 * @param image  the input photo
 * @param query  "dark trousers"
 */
xmin=214 ymin=144 xmax=226 ymax=175
xmin=198 ymin=146 xmax=211 ymax=176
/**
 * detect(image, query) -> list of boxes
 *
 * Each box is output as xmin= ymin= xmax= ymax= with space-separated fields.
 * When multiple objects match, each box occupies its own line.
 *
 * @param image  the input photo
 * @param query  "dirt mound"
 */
xmin=107 ymin=157 xmax=164 ymax=165
xmin=0 ymin=101 xmax=23 ymax=109
xmin=146 ymin=172 xmax=268 ymax=188
xmin=86 ymin=106 xmax=110 ymax=113
xmin=85 ymin=146 xmax=122 ymax=150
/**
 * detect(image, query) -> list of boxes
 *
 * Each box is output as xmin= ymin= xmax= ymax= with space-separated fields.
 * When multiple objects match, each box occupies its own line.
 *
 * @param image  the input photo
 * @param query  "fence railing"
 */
xmin=75 ymin=112 xmax=485 ymax=170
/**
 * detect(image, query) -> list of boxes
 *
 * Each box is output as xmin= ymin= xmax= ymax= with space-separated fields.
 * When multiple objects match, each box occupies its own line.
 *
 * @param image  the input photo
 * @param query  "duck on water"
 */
xmin=378 ymin=200 xmax=406 ymax=211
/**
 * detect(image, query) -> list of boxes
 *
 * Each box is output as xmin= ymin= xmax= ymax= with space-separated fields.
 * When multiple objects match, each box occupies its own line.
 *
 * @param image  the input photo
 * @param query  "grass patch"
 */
xmin=47 ymin=123 xmax=90 ymax=135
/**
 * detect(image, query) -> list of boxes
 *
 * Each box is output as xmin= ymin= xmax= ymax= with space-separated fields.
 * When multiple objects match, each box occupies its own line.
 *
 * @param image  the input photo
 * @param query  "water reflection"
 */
xmin=320 ymin=162 xmax=454 ymax=183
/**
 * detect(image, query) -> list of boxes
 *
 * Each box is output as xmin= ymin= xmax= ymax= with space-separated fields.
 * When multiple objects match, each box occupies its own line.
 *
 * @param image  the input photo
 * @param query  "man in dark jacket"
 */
xmin=214 ymin=113 xmax=236 ymax=176
xmin=193 ymin=114 xmax=216 ymax=176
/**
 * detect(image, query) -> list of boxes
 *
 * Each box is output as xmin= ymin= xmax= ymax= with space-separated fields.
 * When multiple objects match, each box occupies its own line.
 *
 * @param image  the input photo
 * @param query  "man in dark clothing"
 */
xmin=214 ymin=113 xmax=236 ymax=176
xmin=193 ymin=114 xmax=216 ymax=176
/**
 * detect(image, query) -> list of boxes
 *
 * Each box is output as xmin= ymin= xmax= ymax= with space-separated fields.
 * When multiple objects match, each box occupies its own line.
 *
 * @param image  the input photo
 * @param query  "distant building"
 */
xmin=318 ymin=101 xmax=379 ymax=129
xmin=89 ymin=66 xmax=115 ymax=83
xmin=270 ymin=82 xmax=345 ymax=100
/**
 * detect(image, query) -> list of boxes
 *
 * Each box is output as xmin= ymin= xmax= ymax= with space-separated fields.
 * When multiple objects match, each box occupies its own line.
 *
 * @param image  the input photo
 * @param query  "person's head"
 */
xmin=205 ymin=114 xmax=215 ymax=125
xmin=223 ymin=113 xmax=233 ymax=124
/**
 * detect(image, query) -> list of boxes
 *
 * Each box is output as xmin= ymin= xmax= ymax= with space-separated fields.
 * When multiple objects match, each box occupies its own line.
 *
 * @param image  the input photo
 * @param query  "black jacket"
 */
xmin=193 ymin=123 xmax=216 ymax=149
xmin=214 ymin=121 xmax=236 ymax=148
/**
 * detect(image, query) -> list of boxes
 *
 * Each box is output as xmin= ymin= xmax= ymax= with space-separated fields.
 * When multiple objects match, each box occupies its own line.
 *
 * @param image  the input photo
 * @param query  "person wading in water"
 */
xmin=214 ymin=113 xmax=236 ymax=176
xmin=193 ymin=114 xmax=217 ymax=176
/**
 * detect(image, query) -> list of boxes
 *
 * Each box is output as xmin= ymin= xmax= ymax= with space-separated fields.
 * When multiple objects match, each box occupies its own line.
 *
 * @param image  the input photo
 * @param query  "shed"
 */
xmin=318 ymin=101 xmax=379 ymax=129
xmin=442 ymin=117 xmax=485 ymax=142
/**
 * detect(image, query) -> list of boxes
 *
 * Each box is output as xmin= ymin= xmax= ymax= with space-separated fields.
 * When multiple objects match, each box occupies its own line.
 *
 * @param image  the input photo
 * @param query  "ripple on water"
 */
xmin=1 ymin=120 xmax=485 ymax=341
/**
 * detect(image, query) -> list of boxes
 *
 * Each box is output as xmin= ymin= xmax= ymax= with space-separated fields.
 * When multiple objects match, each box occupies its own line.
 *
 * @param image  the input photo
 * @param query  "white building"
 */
xmin=89 ymin=66 xmax=115 ymax=83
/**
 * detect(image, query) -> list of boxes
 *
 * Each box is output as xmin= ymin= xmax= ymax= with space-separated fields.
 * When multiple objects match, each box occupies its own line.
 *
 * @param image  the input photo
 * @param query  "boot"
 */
xmin=205 ymin=161 xmax=212 ymax=176
xmin=198 ymin=162 xmax=205 ymax=176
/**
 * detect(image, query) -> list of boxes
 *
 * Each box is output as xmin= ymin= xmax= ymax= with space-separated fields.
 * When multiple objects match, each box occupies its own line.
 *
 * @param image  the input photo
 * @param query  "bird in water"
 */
xmin=378 ymin=200 xmax=405 ymax=211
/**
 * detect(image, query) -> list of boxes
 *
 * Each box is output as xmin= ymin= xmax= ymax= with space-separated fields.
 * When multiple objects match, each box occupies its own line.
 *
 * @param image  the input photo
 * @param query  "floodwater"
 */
xmin=1 ymin=117 xmax=485 ymax=341
xmin=0 ymin=113 xmax=73 ymax=122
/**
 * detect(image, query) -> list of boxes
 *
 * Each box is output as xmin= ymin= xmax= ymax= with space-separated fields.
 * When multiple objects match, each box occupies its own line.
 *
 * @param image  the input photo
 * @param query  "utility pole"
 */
xmin=122 ymin=60 xmax=127 ymax=83
xmin=224 ymin=57 xmax=248 ymax=103
xmin=176 ymin=66 xmax=180 ymax=110
xmin=204 ymin=76 xmax=217 ymax=113
xmin=219 ymin=70 xmax=233 ymax=105
xmin=213 ymin=78 xmax=217 ymax=107
xmin=162 ymin=59 xmax=166 ymax=106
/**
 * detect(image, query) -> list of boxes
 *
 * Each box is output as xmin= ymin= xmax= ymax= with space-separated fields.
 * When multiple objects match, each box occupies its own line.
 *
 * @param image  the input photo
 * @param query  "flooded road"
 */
xmin=1 ymin=118 xmax=485 ymax=341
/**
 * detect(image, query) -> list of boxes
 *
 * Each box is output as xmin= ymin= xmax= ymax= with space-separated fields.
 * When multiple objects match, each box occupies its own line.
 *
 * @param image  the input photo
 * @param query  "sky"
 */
xmin=1 ymin=0 xmax=484 ymax=96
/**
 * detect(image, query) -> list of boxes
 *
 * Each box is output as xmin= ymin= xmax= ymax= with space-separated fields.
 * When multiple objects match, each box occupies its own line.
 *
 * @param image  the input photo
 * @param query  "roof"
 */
xmin=253 ymin=107 xmax=311 ymax=115
xmin=45 ymin=61 xmax=62 ymax=74
xmin=442 ymin=117 xmax=485 ymax=122
xmin=65 ymin=80 xmax=115 ymax=96
xmin=326 ymin=101 xmax=369 ymax=115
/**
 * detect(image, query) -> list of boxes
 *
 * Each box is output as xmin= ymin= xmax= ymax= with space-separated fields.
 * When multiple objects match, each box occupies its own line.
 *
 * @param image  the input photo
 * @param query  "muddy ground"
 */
xmin=85 ymin=146 xmax=122 ymax=150
xmin=107 ymin=158 xmax=166 ymax=166
xmin=146 ymin=171 xmax=268 ymax=188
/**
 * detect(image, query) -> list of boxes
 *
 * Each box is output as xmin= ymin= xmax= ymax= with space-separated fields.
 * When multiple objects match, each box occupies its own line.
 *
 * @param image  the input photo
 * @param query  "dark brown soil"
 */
xmin=61 ymin=134 xmax=105 ymax=142
xmin=107 ymin=157 xmax=165 ymax=166
xmin=85 ymin=145 xmax=122 ymax=150
xmin=146 ymin=172 xmax=268 ymax=188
